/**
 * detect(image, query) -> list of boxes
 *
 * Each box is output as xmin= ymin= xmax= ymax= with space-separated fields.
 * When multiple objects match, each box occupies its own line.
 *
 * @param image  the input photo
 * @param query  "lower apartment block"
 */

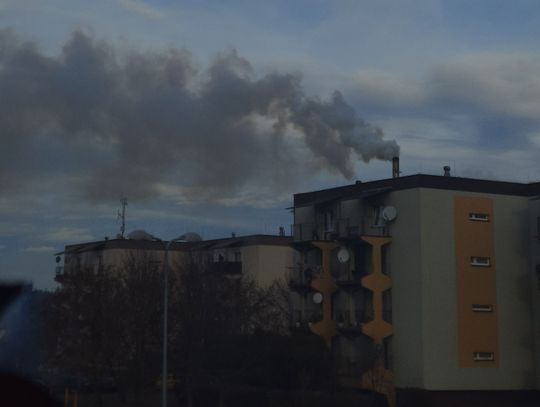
xmin=290 ymin=173 xmax=540 ymax=406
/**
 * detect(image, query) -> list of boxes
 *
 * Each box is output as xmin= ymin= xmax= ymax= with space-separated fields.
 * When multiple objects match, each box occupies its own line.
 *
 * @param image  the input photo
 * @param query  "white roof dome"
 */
xmin=127 ymin=229 xmax=156 ymax=241
xmin=178 ymin=232 xmax=203 ymax=242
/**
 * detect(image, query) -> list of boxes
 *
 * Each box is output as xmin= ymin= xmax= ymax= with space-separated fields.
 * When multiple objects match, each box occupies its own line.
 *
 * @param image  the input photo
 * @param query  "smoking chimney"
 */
xmin=443 ymin=166 xmax=451 ymax=177
xmin=392 ymin=157 xmax=400 ymax=178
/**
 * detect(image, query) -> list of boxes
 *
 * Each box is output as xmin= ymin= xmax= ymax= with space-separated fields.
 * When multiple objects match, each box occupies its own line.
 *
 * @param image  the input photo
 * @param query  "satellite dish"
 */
xmin=313 ymin=292 xmax=323 ymax=304
xmin=337 ymin=247 xmax=350 ymax=263
xmin=127 ymin=229 xmax=156 ymax=241
xmin=178 ymin=232 xmax=203 ymax=242
xmin=382 ymin=206 xmax=398 ymax=222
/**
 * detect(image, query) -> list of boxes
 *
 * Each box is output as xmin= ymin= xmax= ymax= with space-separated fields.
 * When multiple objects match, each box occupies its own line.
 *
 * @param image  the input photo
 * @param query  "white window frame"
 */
xmin=473 ymin=352 xmax=495 ymax=361
xmin=470 ymin=256 xmax=491 ymax=267
xmin=472 ymin=304 xmax=493 ymax=312
xmin=469 ymin=212 xmax=489 ymax=222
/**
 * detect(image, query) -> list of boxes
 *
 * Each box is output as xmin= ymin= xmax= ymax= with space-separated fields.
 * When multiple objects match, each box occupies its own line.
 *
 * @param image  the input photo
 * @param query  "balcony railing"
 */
xmin=290 ymin=320 xmax=313 ymax=332
xmin=208 ymin=261 xmax=242 ymax=275
xmin=336 ymin=321 xmax=362 ymax=335
xmin=292 ymin=216 xmax=389 ymax=242
xmin=288 ymin=277 xmax=311 ymax=291
xmin=288 ymin=264 xmax=322 ymax=291
xmin=290 ymin=311 xmax=322 ymax=331
xmin=335 ymin=276 xmax=362 ymax=289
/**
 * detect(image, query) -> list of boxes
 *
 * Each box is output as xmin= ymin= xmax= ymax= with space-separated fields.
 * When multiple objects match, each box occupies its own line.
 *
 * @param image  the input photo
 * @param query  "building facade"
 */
xmin=56 ymin=234 xmax=294 ymax=288
xmin=290 ymin=171 xmax=540 ymax=404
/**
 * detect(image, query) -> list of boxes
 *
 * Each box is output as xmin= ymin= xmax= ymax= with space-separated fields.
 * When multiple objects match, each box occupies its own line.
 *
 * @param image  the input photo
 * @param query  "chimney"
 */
xmin=443 ymin=166 xmax=451 ymax=177
xmin=392 ymin=157 xmax=400 ymax=178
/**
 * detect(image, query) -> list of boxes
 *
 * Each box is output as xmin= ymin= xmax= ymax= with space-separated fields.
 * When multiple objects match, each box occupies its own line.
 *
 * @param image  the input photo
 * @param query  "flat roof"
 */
xmin=294 ymin=174 xmax=540 ymax=207
xmin=60 ymin=234 xmax=292 ymax=255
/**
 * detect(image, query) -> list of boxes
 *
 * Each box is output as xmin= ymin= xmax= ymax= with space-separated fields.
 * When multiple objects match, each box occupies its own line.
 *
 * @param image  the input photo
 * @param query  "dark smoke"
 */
xmin=0 ymin=29 xmax=399 ymax=203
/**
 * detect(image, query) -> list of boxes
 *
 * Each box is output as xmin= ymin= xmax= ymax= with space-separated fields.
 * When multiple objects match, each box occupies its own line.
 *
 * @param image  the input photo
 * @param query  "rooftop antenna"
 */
xmin=118 ymin=197 xmax=128 ymax=239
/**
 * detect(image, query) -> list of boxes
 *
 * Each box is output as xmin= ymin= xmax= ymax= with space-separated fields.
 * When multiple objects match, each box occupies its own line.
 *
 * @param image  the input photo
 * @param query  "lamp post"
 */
xmin=160 ymin=237 xmax=182 ymax=407
xmin=128 ymin=230 xmax=184 ymax=407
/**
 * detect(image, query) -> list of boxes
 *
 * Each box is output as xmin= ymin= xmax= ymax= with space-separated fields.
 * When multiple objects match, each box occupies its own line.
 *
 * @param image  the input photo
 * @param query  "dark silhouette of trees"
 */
xmin=42 ymin=252 xmax=334 ymax=405
xmin=42 ymin=265 xmax=127 ymax=391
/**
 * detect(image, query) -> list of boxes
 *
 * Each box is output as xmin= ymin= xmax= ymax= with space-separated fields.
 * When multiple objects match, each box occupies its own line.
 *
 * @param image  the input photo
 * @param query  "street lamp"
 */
xmin=128 ymin=230 xmax=185 ymax=407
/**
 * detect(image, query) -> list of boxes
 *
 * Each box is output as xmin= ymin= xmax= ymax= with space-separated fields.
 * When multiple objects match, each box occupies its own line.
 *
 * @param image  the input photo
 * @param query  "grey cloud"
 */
xmin=0 ymin=30 xmax=398 ymax=203
xmin=43 ymin=227 xmax=94 ymax=242
xmin=349 ymin=53 xmax=540 ymax=152
xmin=22 ymin=245 xmax=56 ymax=253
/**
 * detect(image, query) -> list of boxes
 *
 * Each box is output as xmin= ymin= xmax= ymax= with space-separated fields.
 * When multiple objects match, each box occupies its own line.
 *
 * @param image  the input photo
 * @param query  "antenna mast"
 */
xmin=118 ymin=197 xmax=128 ymax=238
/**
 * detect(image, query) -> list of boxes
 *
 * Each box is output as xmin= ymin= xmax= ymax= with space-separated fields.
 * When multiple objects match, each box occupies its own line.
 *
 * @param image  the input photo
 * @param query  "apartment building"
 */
xmin=290 ymin=162 xmax=540 ymax=405
xmin=55 ymin=233 xmax=293 ymax=288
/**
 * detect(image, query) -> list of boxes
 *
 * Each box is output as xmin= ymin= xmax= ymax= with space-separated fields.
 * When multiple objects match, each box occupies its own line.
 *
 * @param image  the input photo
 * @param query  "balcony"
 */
xmin=336 ymin=321 xmax=362 ymax=336
xmin=290 ymin=311 xmax=321 ymax=332
xmin=288 ymin=277 xmax=312 ymax=292
xmin=335 ymin=276 xmax=362 ymax=290
xmin=288 ymin=264 xmax=321 ymax=292
xmin=290 ymin=320 xmax=313 ymax=332
xmin=292 ymin=216 xmax=389 ymax=242
xmin=54 ymin=266 xmax=70 ymax=283
xmin=208 ymin=261 xmax=242 ymax=275
xmin=335 ymin=309 xmax=361 ymax=335
xmin=291 ymin=223 xmax=317 ymax=242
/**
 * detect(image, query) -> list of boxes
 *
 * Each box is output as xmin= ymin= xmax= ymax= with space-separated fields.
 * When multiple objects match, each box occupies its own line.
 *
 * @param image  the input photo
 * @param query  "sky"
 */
xmin=1 ymin=0 xmax=540 ymax=289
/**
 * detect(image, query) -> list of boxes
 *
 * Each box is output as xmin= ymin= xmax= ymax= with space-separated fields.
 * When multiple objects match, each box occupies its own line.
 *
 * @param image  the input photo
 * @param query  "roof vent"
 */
xmin=443 ymin=166 xmax=451 ymax=177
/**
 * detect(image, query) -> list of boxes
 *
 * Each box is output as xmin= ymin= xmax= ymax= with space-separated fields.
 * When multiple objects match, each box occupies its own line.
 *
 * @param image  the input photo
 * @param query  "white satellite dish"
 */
xmin=381 ymin=206 xmax=398 ymax=222
xmin=127 ymin=229 xmax=156 ymax=241
xmin=313 ymin=292 xmax=323 ymax=304
xmin=337 ymin=247 xmax=350 ymax=263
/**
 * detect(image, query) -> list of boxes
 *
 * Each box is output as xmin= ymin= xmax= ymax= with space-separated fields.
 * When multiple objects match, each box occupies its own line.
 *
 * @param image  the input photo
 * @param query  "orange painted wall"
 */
xmin=454 ymin=196 xmax=498 ymax=368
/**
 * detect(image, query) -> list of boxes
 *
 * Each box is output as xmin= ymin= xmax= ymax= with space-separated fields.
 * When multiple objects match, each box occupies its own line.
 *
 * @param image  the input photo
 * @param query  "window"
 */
xmin=473 ymin=352 xmax=495 ymax=361
xmin=324 ymin=210 xmax=334 ymax=232
xmin=469 ymin=212 xmax=489 ymax=222
xmin=470 ymin=256 xmax=491 ymax=267
xmin=149 ymin=260 xmax=162 ymax=271
xmin=234 ymin=251 xmax=241 ymax=262
xmin=472 ymin=304 xmax=493 ymax=312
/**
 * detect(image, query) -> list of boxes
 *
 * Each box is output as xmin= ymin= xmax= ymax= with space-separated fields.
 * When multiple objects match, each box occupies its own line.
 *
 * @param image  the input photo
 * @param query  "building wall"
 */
xmin=63 ymin=243 xmax=292 ymax=288
xmin=528 ymin=198 xmax=540 ymax=390
xmin=293 ymin=179 xmax=540 ymax=393
xmin=413 ymin=189 xmax=535 ymax=390
xmin=492 ymin=194 xmax=535 ymax=389
xmin=241 ymin=245 xmax=294 ymax=287
xmin=384 ymin=188 xmax=425 ymax=388
xmin=64 ymin=247 xmax=187 ymax=275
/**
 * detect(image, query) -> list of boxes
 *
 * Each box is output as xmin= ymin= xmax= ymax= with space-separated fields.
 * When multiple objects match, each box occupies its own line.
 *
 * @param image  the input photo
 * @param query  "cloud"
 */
xmin=427 ymin=53 xmax=540 ymax=120
xmin=351 ymin=71 xmax=427 ymax=112
xmin=349 ymin=52 xmax=540 ymax=153
xmin=117 ymin=0 xmax=165 ymax=19
xmin=43 ymin=227 xmax=94 ymax=243
xmin=22 ymin=245 xmax=56 ymax=253
xmin=0 ymin=29 xmax=398 ymax=206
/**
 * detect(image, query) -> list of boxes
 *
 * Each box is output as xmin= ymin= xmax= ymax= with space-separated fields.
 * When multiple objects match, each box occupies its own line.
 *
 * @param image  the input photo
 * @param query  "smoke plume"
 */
xmin=0 ymin=29 xmax=399 ymax=203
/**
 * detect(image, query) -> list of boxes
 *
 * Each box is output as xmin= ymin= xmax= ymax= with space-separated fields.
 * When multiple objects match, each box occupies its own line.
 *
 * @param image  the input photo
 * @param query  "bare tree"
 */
xmin=43 ymin=265 xmax=125 ymax=401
